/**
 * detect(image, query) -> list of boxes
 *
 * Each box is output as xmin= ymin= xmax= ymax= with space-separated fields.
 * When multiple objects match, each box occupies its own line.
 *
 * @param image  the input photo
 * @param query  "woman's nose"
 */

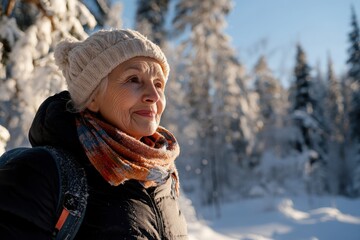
xmin=143 ymin=82 xmax=160 ymax=103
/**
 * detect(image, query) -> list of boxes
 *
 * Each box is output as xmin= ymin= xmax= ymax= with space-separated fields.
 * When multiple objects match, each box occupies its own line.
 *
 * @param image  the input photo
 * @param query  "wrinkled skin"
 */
xmin=88 ymin=57 xmax=166 ymax=139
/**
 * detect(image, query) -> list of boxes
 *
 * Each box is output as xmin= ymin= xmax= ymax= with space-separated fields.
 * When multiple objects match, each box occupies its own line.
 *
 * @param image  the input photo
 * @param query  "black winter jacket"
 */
xmin=0 ymin=91 xmax=188 ymax=240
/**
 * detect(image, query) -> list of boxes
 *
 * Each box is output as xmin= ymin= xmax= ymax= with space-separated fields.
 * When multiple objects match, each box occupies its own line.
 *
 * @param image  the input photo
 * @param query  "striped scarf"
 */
xmin=75 ymin=111 xmax=180 ymax=196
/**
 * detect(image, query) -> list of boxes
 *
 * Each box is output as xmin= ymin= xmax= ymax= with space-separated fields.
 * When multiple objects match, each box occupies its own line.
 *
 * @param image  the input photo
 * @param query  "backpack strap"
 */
xmin=0 ymin=147 xmax=29 ymax=166
xmin=0 ymin=146 xmax=88 ymax=239
xmin=41 ymin=146 xmax=88 ymax=240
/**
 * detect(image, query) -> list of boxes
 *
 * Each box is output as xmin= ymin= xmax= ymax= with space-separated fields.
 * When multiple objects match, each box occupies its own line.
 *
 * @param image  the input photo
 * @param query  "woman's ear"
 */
xmin=87 ymin=98 xmax=100 ymax=112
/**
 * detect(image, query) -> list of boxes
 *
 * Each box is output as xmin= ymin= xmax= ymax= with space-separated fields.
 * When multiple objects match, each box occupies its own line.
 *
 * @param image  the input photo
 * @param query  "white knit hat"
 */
xmin=54 ymin=29 xmax=170 ymax=106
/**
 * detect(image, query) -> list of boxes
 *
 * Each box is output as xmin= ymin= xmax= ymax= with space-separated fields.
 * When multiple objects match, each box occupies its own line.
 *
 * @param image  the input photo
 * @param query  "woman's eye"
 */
xmin=155 ymin=82 xmax=163 ymax=89
xmin=128 ymin=76 xmax=140 ymax=83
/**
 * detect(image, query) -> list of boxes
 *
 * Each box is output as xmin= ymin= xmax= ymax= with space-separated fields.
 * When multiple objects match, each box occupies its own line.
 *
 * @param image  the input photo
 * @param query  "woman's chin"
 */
xmin=128 ymin=125 xmax=158 ymax=139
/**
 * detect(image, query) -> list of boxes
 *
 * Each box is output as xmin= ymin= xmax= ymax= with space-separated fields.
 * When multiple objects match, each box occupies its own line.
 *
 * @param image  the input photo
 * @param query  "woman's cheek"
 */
xmin=160 ymin=93 xmax=166 ymax=113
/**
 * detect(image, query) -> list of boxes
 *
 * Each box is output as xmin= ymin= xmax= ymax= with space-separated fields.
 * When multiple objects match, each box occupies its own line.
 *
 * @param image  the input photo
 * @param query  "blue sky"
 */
xmin=118 ymin=0 xmax=360 ymax=86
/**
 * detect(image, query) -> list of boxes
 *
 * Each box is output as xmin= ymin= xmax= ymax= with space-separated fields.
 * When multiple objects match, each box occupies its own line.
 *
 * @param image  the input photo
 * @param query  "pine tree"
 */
xmin=291 ymin=44 xmax=328 ymax=195
xmin=346 ymin=6 xmax=360 ymax=197
xmin=135 ymin=0 xmax=169 ymax=46
xmin=254 ymin=55 xmax=284 ymax=124
xmin=219 ymin=61 xmax=250 ymax=164
xmin=173 ymin=0 xmax=251 ymax=208
xmin=252 ymin=55 xmax=286 ymax=158
xmin=347 ymin=6 xmax=360 ymax=142
xmin=291 ymin=44 xmax=313 ymax=151
xmin=311 ymin=62 xmax=328 ymax=155
xmin=312 ymin=62 xmax=327 ymax=126
xmin=324 ymin=55 xmax=348 ymax=195
xmin=325 ymin=56 xmax=343 ymax=141
xmin=293 ymin=44 xmax=313 ymax=113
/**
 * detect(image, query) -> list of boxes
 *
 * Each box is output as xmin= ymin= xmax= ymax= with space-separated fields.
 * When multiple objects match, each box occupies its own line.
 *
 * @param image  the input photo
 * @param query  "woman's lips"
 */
xmin=134 ymin=110 xmax=156 ymax=118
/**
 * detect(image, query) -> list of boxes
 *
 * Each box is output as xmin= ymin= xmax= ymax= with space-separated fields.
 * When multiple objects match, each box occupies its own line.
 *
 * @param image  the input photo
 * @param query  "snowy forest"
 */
xmin=1 ymin=1 xmax=360 ymax=237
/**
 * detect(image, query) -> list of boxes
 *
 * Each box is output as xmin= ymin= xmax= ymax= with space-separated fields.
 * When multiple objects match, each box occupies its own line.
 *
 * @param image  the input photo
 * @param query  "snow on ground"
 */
xmin=181 ymin=195 xmax=360 ymax=240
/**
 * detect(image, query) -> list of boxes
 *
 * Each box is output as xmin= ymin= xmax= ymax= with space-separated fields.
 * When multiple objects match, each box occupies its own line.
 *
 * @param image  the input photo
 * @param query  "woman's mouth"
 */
xmin=134 ymin=110 xmax=156 ymax=118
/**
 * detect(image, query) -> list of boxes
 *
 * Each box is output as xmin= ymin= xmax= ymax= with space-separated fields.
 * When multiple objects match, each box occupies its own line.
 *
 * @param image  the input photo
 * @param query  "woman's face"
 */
xmin=88 ymin=57 xmax=166 ymax=139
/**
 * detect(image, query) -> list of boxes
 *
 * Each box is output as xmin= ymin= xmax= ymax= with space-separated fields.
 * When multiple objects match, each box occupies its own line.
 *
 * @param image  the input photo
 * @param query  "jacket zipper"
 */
xmin=148 ymin=192 xmax=165 ymax=239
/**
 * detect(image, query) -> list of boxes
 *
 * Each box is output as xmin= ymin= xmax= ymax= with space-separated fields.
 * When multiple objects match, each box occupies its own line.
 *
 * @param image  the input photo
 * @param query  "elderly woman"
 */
xmin=0 ymin=29 xmax=188 ymax=239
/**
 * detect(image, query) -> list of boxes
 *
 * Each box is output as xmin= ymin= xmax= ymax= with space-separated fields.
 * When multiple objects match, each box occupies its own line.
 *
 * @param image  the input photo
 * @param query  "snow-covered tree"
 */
xmin=293 ymin=44 xmax=313 ymax=114
xmin=323 ymin=55 xmax=348 ymax=195
xmin=347 ymin=6 xmax=360 ymax=142
xmin=82 ymin=0 xmax=122 ymax=29
xmin=218 ymin=60 xmax=251 ymax=165
xmin=325 ymin=56 xmax=343 ymax=141
xmin=287 ymin=44 xmax=313 ymax=152
xmin=0 ymin=0 xmax=121 ymax=148
xmin=289 ymin=44 xmax=328 ymax=195
xmin=291 ymin=44 xmax=326 ymax=154
xmin=311 ymin=62 xmax=328 ymax=158
xmin=253 ymin=55 xmax=284 ymax=126
xmin=173 ymin=0 xmax=253 ymax=208
xmin=251 ymin=55 xmax=287 ymax=158
xmin=345 ymin=6 xmax=360 ymax=197
xmin=312 ymin=62 xmax=327 ymax=129
xmin=135 ymin=0 xmax=169 ymax=46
